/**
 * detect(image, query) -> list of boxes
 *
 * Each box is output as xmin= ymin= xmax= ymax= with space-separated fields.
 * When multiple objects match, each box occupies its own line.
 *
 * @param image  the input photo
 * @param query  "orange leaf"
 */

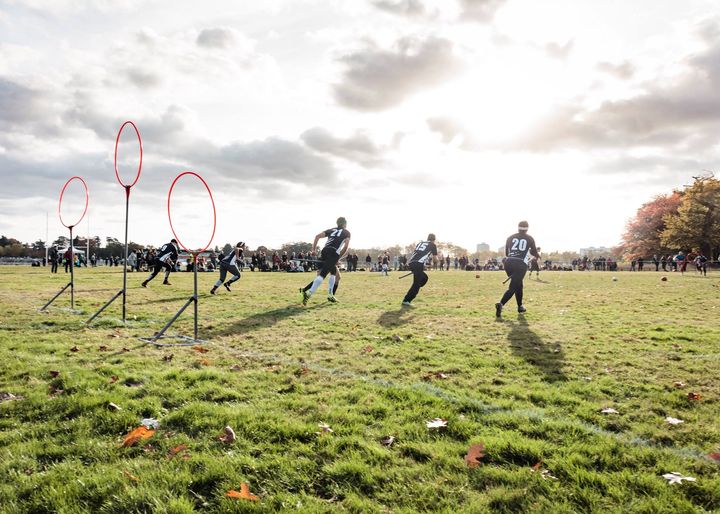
xmin=122 ymin=426 xmax=156 ymax=447
xmin=227 ymin=483 xmax=258 ymax=501
xmin=464 ymin=444 xmax=485 ymax=468
xmin=687 ymin=392 xmax=701 ymax=401
xmin=192 ymin=345 xmax=209 ymax=353
xmin=531 ymin=461 xmax=543 ymax=471
xmin=708 ymin=452 xmax=720 ymax=463
xmin=199 ymin=359 xmax=211 ymax=366
xmin=123 ymin=470 xmax=139 ymax=482
xmin=109 ymin=375 xmax=119 ymax=384
xmin=169 ymin=444 xmax=188 ymax=456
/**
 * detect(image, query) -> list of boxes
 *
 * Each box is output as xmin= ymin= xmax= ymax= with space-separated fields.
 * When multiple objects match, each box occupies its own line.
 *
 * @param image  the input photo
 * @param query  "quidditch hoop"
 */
xmin=167 ymin=171 xmax=216 ymax=254
xmin=58 ymin=176 xmax=89 ymax=228
xmin=114 ymin=120 xmax=143 ymax=188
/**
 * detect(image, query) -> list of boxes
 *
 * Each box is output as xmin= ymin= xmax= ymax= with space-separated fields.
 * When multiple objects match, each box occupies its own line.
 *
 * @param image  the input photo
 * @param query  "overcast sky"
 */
xmin=1 ymin=0 xmax=719 ymax=253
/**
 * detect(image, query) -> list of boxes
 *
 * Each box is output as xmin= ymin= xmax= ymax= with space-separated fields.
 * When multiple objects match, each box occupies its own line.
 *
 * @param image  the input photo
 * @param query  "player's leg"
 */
xmin=142 ymin=261 xmax=164 ymax=287
xmin=333 ymin=266 xmax=341 ymax=295
xmin=211 ymin=263 xmax=229 ymax=294
xmin=225 ymin=264 xmax=241 ymax=289
xmin=403 ymin=263 xmax=426 ymax=305
xmin=162 ymin=262 xmax=173 ymax=284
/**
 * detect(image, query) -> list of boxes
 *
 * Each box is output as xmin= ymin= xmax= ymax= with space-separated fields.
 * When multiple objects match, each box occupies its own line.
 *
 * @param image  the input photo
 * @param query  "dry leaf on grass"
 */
xmin=123 ymin=470 xmax=139 ymax=482
xmin=168 ymin=444 xmax=189 ymax=459
xmin=361 ymin=346 xmax=374 ymax=354
xmin=662 ymin=472 xmax=696 ymax=484
xmin=229 ymin=364 xmax=242 ymax=372
xmin=600 ymin=407 xmax=619 ymax=414
xmin=665 ymin=417 xmax=684 ymax=425
xmin=707 ymin=453 xmax=720 ymax=463
xmin=122 ymin=426 xmax=156 ymax=447
xmin=108 ymin=402 xmax=121 ymax=411
xmin=122 ymin=347 xmax=130 ymax=352
xmin=218 ymin=426 xmax=236 ymax=444
xmin=198 ymin=359 xmax=211 ymax=366
xmin=226 ymin=483 xmax=258 ymax=501
xmin=380 ymin=435 xmax=395 ymax=447
xmin=0 ymin=392 xmax=22 ymax=402
xmin=673 ymin=381 xmax=686 ymax=388
xmin=192 ymin=345 xmax=209 ymax=353
xmin=70 ymin=346 xmax=79 ymax=353
xmin=687 ymin=392 xmax=701 ymax=401
xmin=49 ymin=370 xmax=60 ymax=378
xmin=98 ymin=345 xmax=108 ymax=351
xmin=316 ymin=423 xmax=333 ymax=435
xmin=109 ymin=375 xmax=119 ymax=384
xmin=426 ymin=418 xmax=447 ymax=429
xmin=162 ymin=354 xmax=174 ymax=362
xmin=464 ymin=444 xmax=485 ymax=468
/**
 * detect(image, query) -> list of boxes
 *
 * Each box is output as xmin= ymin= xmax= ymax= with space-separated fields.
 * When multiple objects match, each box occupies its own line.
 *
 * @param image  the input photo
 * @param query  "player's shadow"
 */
xmin=211 ymin=304 xmax=321 ymax=337
xmin=377 ymin=308 xmax=415 ymax=328
xmin=507 ymin=316 xmax=565 ymax=382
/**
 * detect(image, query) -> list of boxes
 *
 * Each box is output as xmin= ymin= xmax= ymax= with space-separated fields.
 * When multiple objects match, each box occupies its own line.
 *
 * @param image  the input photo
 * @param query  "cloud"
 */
xmin=196 ymin=27 xmax=237 ymax=49
xmin=544 ymin=40 xmax=573 ymax=60
xmin=370 ymin=0 xmax=430 ymax=19
xmin=458 ymin=0 xmax=507 ymax=23
xmin=426 ymin=116 xmax=480 ymax=150
xmin=300 ymin=127 xmax=386 ymax=167
xmin=0 ymin=78 xmax=44 ymax=124
xmin=596 ymin=60 xmax=635 ymax=80
xmin=333 ymin=35 xmax=464 ymax=111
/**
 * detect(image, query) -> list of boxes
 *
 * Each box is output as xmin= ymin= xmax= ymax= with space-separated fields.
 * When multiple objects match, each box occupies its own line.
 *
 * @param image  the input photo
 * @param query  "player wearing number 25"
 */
xmin=496 ymin=221 xmax=540 ymax=317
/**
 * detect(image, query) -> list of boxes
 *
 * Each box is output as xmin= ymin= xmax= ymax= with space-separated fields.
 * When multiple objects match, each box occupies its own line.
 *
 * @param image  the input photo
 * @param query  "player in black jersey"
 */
xmin=496 ymin=221 xmax=540 ymax=317
xmin=528 ymin=247 xmax=541 ymax=279
xmin=142 ymin=239 xmax=179 ymax=287
xmin=211 ymin=242 xmax=245 ymax=294
xmin=300 ymin=217 xmax=351 ymax=305
xmin=402 ymin=234 xmax=438 ymax=307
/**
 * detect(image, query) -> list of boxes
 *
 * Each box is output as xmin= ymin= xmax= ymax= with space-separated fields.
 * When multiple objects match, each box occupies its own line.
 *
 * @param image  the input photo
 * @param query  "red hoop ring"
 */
xmin=58 ymin=176 xmax=89 ymax=229
xmin=167 ymin=171 xmax=216 ymax=254
xmin=114 ymin=120 xmax=143 ymax=188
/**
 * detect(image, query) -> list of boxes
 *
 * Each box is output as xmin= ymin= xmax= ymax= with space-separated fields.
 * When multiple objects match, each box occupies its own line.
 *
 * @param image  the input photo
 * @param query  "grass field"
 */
xmin=1 ymin=266 xmax=719 ymax=513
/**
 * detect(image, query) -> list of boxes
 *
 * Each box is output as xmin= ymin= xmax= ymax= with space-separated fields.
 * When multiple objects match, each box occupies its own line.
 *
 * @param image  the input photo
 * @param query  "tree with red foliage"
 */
xmin=617 ymin=192 xmax=682 ymax=259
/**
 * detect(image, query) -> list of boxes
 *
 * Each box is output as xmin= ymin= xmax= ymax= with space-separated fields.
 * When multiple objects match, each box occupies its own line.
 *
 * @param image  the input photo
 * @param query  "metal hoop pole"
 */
xmin=69 ymin=226 xmax=74 ymax=310
xmin=122 ymin=186 xmax=130 ymax=321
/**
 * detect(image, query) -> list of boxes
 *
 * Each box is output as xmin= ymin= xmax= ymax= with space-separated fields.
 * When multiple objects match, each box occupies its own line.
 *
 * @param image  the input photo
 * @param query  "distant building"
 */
xmin=476 ymin=242 xmax=490 ymax=253
xmin=579 ymin=246 xmax=612 ymax=256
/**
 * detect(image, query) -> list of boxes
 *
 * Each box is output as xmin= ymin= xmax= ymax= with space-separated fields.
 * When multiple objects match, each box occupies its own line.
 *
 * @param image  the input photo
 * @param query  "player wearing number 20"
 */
xmin=402 ymin=234 xmax=438 ymax=307
xmin=496 ymin=221 xmax=540 ymax=317
xmin=300 ymin=217 xmax=351 ymax=305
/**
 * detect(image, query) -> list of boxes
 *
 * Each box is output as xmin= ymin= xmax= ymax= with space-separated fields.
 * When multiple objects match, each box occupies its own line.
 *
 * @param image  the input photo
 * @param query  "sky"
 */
xmin=1 ymin=0 xmax=719 ymax=253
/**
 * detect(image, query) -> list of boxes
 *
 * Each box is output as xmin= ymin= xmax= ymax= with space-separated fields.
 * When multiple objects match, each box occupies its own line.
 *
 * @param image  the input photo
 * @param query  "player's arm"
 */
xmin=312 ymin=231 xmax=326 ymax=254
xmin=528 ymin=236 xmax=540 ymax=259
xmin=338 ymin=237 xmax=351 ymax=259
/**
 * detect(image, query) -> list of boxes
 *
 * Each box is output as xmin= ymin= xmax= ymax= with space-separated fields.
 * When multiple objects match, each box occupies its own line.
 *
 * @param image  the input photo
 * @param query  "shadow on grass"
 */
xmin=377 ymin=308 xmax=415 ymax=328
xmin=507 ymin=316 xmax=565 ymax=382
xmin=210 ymin=304 xmax=326 ymax=337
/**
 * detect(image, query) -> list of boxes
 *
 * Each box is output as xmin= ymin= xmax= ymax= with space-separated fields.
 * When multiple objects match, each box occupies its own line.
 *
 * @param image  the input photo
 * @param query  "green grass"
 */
xmin=1 ymin=266 xmax=719 ymax=513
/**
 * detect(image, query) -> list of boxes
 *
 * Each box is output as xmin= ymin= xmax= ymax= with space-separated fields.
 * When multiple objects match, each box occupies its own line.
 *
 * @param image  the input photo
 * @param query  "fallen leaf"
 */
xmin=226 ymin=483 xmax=258 ymax=501
xmin=199 ymin=359 xmax=211 ymax=366
xmin=0 ymin=392 xmax=22 ymax=403
xmin=48 ymin=385 xmax=64 ymax=396
xmin=162 ymin=354 xmax=174 ymax=362
xmin=361 ymin=346 xmax=374 ymax=354
xmin=687 ymin=392 xmax=701 ymax=401
xmin=98 ymin=345 xmax=108 ymax=351
xmin=108 ymin=334 xmax=120 ymax=339
xmin=665 ymin=416 xmax=684 ymax=425
xmin=140 ymin=418 xmax=159 ymax=429
xmin=122 ymin=426 xmax=155 ymax=447
xmin=108 ymin=402 xmax=121 ymax=411
xmin=540 ymin=470 xmax=558 ymax=480
xmin=707 ymin=453 xmax=720 ymax=463
xmin=662 ymin=472 xmax=696 ymax=484
xmin=49 ymin=370 xmax=60 ymax=378
xmin=122 ymin=347 xmax=130 ymax=352
xmin=192 ymin=345 xmax=209 ymax=353
xmin=380 ymin=435 xmax=395 ymax=447
xmin=123 ymin=470 xmax=139 ymax=482
xmin=294 ymin=365 xmax=310 ymax=376
xmin=392 ymin=334 xmax=403 ymax=342
xmin=168 ymin=444 xmax=189 ymax=459
xmin=316 ymin=423 xmax=333 ymax=434
xmin=673 ymin=381 xmax=686 ymax=388
xmin=218 ymin=426 xmax=236 ymax=444
xmin=600 ymin=408 xmax=619 ymax=414
xmin=531 ymin=461 xmax=542 ymax=471
xmin=426 ymin=418 xmax=447 ymax=429
xmin=229 ymin=364 xmax=242 ymax=372
xmin=70 ymin=346 xmax=79 ymax=353
xmin=464 ymin=444 xmax=485 ymax=468
xmin=109 ymin=375 xmax=119 ymax=384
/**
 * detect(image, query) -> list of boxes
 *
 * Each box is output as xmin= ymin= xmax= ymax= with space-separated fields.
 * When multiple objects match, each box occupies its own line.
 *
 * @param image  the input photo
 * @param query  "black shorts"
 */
xmin=319 ymin=247 xmax=340 ymax=277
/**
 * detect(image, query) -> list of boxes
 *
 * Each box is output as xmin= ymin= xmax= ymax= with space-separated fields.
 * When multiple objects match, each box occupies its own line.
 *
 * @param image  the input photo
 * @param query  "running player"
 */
xmin=496 ymin=221 xmax=540 ymax=317
xmin=142 ymin=239 xmax=179 ymax=287
xmin=300 ymin=217 xmax=351 ymax=304
xmin=211 ymin=242 xmax=245 ymax=294
xmin=529 ymin=246 xmax=541 ymax=279
xmin=402 ymin=234 xmax=438 ymax=307
xmin=381 ymin=252 xmax=390 ymax=276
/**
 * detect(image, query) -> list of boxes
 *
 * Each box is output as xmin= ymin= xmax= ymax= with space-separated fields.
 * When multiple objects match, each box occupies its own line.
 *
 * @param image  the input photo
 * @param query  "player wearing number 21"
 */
xmin=496 ymin=221 xmax=540 ymax=317
xmin=300 ymin=217 xmax=351 ymax=305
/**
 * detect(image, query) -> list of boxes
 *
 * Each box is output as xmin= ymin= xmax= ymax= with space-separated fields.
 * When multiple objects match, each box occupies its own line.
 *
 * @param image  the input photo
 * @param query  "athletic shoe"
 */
xmin=141 ymin=281 xmax=148 ymax=288
xmin=223 ymin=282 xmax=231 ymax=292
xmin=402 ymin=301 xmax=413 ymax=307
xmin=302 ymin=290 xmax=310 ymax=306
xmin=518 ymin=305 xmax=527 ymax=314
xmin=327 ymin=295 xmax=338 ymax=303
xmin=210 ymin=287 xmax=217 ymax=295
xmin=163 ymin=280 xmax=171 ymax=285
xmin=495 ymin=302 xmax=503 ymax=318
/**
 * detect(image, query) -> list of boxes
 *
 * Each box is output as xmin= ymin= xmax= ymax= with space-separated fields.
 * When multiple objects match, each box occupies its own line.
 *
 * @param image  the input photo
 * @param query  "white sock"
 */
xmin=328 ymin=275 xmax=336 ymax=295
xmin=214 ymin=279 xmax=222 ymax=288
xmin=308 ymin=275 xmax=323 ymax=294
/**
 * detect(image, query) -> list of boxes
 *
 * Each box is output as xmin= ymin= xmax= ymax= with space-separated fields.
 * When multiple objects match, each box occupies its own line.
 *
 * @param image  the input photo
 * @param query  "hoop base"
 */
xmin=86 ymin=289 xmax=124 ymax=324
xmin=137 ymin=334 xmax=208 ymax=347
xmin=40 ymin=282 xmax=73 ymax=312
